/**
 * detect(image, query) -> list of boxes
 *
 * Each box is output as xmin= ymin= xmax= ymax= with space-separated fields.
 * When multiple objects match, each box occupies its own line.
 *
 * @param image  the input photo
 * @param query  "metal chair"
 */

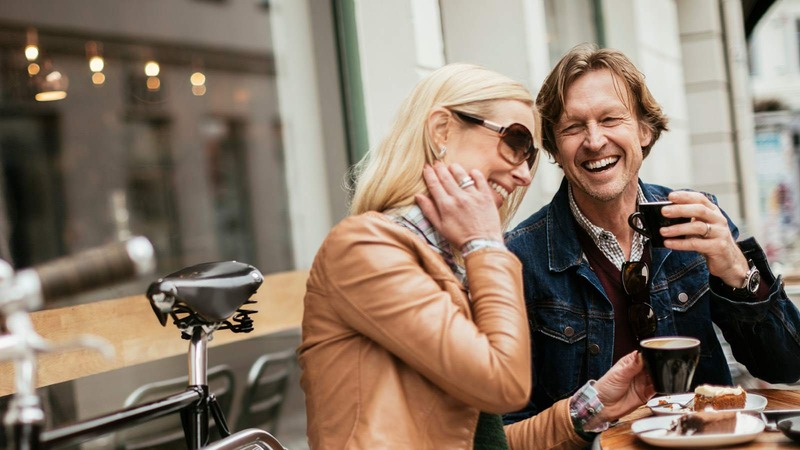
xmin=199 ymin=428 xmax=287 ymax=450
xmin=234 ymin=349 xmax=295 ymax=434
xmin=114 ymin=364 xmax=236 ymax=450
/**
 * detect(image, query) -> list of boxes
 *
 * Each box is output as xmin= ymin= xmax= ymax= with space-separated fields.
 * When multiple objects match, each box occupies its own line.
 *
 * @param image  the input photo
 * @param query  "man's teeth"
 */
xmin=584 ymin=156 xmax=619 ymax=170
xmin=489 ymin=181 xmax=510 ymax=200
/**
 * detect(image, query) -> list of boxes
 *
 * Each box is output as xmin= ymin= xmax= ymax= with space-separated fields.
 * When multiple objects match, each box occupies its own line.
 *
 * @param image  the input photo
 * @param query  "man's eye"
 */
xmin=603 ymin=117 xmax=623 ymax=126
xmin=560 ymin=124 xmax=581 ymax=135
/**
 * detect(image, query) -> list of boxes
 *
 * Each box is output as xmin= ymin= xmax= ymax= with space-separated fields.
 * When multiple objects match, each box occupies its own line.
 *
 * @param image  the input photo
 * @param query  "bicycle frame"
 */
xmin=31 ymin=327 xmax=231 ymax=449
xmin=2 ymin=253 xmax=266 ymax=450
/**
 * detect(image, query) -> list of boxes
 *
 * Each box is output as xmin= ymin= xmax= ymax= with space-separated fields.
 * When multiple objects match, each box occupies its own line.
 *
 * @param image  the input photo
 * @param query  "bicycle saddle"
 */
xmin=147 ymin=261 xmax=262 ymax=334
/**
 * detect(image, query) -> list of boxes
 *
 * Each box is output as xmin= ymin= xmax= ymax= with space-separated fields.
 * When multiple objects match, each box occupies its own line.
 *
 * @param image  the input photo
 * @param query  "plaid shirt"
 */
xmin=569 ymin=381 xmax=608 ymax=438
xmin=568 ymin=184 xmax=648 ymax=269
xmin=384 ymin=205 xmax=467 ymax=284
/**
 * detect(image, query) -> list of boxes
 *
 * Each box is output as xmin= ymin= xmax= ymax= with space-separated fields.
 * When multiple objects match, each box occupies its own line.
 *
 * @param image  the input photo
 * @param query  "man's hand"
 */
xmin=660 ymin=191 xmax=750 ymax=288
xmin=595 ymin=351 xmax=655 ymax=422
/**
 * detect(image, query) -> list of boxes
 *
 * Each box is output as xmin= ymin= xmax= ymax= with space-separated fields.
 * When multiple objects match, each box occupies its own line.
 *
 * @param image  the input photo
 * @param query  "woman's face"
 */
xmin=445 ymin=100 xmax=535 ymax=208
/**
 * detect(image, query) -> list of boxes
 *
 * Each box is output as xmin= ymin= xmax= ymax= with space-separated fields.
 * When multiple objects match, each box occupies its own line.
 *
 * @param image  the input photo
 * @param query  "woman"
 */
xmin=298 ymin=63 xmax=653 ymax=449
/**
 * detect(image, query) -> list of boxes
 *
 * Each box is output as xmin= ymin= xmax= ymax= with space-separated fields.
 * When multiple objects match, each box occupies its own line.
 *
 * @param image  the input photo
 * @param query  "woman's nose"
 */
xmin=511 ymin=163 xmax=532 ymax=186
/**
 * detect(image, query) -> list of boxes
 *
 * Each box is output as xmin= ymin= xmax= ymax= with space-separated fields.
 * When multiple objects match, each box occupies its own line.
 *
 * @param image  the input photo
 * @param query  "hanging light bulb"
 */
xmin=190 ymin=72 xmax=206 ymax=96
xmin=146 ymin=76 xmax=160 ymax=91
xmin=190 ymin=57 xmax=206 ymax=96
xmin=33 ymin=59 xmax=68 ymax=101
xmin=89 ymin=56 xmax=104 ymax=72
xmin=25 ymin=28 xmax=39 ymax=62
xmin=86 ymin=41 xmax=105 ymax=85
xmin=144 ymin=61 xmax=160 ymax=77
xmin=144 ymin=60 xmax=160 ymax=91
xmin=24 ymin=28 xmax=40 ymax=77
xmin=25 ymin=45 xmax=39 ymax=62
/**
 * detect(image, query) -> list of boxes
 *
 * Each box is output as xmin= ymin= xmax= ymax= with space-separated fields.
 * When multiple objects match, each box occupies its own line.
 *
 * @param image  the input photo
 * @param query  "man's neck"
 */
xmin=571 ymin=183 xmax=640 ymax=253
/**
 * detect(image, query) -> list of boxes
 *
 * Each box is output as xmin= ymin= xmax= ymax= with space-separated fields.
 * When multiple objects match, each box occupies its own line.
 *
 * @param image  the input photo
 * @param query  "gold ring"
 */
xmin=702 ymin=222 xmax=711 ymax=238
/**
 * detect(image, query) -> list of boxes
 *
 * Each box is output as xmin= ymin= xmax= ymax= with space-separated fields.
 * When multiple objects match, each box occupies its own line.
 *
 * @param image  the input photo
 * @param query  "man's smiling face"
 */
xmin=553 ymin=69 xmax=652 ymax=208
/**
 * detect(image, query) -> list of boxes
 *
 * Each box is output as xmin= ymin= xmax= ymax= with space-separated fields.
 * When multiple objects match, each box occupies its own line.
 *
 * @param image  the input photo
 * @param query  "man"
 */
xmin=504 ymin=43 xmax=800 ymax=430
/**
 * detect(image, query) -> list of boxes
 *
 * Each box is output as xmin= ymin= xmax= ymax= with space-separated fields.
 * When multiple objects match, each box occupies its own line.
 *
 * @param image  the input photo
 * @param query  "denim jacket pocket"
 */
xmin=529 ymin=301 xmax=587 ymax=399
xmin=658 ymin=255 xmax=709 ymax=313
xmin=657 ymin=255 xmax=715 ymax=358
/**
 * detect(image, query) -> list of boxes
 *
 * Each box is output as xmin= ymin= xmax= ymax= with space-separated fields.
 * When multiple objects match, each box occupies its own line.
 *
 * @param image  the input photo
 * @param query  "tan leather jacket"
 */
xmin=299 ymin=212 xmax=586 ymax=449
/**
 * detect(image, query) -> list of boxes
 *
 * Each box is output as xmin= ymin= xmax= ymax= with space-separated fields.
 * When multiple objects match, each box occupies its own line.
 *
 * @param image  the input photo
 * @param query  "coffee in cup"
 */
xmin=628 ymin=201 xmax=691 ymax=247
xmin=640 ymin=336 xmax=700 ymax=394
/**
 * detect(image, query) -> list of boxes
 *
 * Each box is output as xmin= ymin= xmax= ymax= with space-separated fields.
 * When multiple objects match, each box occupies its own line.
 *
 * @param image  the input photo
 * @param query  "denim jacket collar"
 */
xmin=546 ymin=177 xmax=673 ymax=275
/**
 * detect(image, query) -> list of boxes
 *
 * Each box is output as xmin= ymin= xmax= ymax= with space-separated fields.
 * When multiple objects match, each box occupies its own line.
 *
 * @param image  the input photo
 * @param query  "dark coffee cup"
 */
xmin=628 ymin=201 xmax=691 ymax=247
xmin=640 ymin=336 xmax=700 ymax=394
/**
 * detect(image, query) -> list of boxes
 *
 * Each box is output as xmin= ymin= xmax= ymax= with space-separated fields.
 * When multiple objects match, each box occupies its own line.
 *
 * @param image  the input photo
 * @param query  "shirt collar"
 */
xmin=383 ymin=204 xmax=448 ymax=251
xmin=382 ymin=204 xmax=467 ymax=284
xmin=567 ymin=183 xmax=648 ymax=268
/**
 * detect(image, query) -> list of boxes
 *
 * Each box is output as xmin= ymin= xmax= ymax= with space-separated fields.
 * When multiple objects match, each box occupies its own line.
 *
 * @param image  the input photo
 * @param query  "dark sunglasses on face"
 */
xmin=452 ymin=111 xmax=538 ymax=169
xmin=621 ymin=259 xmax=657 ymax=342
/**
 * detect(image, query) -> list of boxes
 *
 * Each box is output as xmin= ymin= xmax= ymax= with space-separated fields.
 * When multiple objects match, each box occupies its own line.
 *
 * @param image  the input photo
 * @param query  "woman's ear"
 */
xmin=427 ymin=108 xmax=452 ymax=150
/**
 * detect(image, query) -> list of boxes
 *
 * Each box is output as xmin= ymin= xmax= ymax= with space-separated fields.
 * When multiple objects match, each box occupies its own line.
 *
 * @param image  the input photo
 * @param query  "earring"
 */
xmin=438 ymin=146 xmax=447 ymax=159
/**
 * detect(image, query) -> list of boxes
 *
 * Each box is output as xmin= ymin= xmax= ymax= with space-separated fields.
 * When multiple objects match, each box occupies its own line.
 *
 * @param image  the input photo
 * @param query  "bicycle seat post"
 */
xmin=183 ymin=326 xmax=211 ymax=449
xmin=189 ymin=327 xmax=208 ymax=386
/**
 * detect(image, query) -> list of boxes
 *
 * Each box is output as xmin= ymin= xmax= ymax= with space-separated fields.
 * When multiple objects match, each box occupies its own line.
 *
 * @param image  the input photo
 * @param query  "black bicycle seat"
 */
xmin=147 ymin=261 xmax=263 ymax=327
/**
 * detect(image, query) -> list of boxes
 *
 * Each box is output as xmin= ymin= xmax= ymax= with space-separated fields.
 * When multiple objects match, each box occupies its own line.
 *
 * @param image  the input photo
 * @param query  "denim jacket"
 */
xmin=503 ymin=178 xmax=800 ymax=423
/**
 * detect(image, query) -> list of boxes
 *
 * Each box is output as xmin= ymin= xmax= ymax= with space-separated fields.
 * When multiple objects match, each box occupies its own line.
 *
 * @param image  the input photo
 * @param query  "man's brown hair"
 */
xmin=536 ymin=43 xmax=669 ymax=159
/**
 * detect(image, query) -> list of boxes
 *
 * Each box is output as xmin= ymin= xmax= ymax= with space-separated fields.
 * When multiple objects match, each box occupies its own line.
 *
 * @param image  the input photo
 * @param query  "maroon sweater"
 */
xmin=574 ymin=223 xmax=652 ymax=363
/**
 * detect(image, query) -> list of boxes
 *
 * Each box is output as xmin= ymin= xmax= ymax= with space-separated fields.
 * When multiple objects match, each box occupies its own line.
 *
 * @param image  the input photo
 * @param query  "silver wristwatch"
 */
xmin=732 ymin=259 xmax=760 ymax=297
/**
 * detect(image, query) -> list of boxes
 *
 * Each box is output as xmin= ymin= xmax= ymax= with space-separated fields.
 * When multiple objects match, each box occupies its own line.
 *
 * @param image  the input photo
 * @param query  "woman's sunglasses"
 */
xmin=452 ymin=111 xmax=538 ymax=169
xmin=621 ymin=259 xmax=657 ymax=342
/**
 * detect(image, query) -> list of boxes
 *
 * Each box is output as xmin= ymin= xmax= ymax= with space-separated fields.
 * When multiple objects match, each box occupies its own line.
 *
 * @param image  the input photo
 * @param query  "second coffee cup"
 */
xmin=640 ymin=336 xmax=701 ymax=394
xmin=628 ymin=201 xmax=691 ymax=247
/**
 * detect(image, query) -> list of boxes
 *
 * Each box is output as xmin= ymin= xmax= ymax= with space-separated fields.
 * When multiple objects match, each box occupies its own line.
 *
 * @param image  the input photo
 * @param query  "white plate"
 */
xmin=647 ymin=393 xmax=768 ymax=415
xmin=631 ymin=414 xmax=765 ymax=448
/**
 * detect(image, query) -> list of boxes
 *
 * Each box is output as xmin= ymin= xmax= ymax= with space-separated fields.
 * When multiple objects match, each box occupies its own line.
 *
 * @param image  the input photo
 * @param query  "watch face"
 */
xmin=748 ymin=269 xmax=761 ymax=293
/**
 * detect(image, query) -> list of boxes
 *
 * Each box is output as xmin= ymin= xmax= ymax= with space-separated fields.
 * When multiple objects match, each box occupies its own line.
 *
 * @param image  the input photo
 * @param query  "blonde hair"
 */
xmin=349 ymin=63 xmax=540 ymax=228
xmin=536 ymin=43 xmax=669 ymax=159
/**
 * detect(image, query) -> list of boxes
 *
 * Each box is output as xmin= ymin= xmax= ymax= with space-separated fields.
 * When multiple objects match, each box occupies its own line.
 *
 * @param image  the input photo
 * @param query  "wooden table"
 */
xmin=599 ymin=389 xmax=800 ymax=449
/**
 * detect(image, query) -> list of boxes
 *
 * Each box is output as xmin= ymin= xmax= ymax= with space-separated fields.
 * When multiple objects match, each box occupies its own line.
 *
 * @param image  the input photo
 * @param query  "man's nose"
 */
xmin=584 ymin=123 xmax=607 ymax=150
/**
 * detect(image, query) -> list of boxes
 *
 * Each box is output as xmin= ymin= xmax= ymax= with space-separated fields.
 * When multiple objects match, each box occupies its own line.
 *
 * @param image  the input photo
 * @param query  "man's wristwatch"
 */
xmin=731 ymin=259 xmax=760 ymax=298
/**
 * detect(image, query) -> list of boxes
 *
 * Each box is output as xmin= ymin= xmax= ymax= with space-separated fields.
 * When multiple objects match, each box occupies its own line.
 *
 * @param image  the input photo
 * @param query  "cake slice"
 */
xmin=692 ymin=385 xmax=746 ymax=411
xmin=670 ymin=411 xmax=738 ymax=435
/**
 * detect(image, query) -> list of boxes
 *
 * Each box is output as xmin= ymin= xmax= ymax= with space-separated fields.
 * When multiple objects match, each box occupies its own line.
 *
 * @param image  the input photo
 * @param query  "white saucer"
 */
xmin=631 ymin=414 xmax=765 ymax=448
xmin=647 ymin=393 xmax=767 ymax=415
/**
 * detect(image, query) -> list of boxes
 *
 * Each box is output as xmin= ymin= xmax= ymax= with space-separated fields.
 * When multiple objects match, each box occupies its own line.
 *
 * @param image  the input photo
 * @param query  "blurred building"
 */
xmin=0 ymin=0 xmax=775 ymax=280
xmin=750 ymin=0 xmax=800 ymax=270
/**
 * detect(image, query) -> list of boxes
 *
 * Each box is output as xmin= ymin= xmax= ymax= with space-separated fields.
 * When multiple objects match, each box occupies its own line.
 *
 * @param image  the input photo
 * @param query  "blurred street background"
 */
xmin=1 ymin=0 xmax=800 ymax=448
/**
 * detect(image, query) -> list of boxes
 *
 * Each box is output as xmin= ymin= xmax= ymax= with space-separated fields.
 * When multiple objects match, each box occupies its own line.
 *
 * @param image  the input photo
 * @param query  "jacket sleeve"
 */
xmin=504 ymin=398 xmax=587 ymax=450
xmin=709 ymin=239 xmax=800 ymax=382
xmin=708 ymin=197 xmax=800 ymax=383
xmin=316 ymin=215 xmax=531 ymax=413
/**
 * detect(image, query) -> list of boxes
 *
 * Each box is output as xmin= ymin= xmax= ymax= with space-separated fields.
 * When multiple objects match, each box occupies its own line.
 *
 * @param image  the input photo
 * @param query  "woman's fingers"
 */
xmin=417 ymin=163 xmax=503 ymax=248
xmin=434 ymin=162 xmax=463 ymax=195
xmin=423 ymin=164 xmax=448 ymax=203
xmin=468 ymin=169 xmax=492 ymax=194
xmin=415 ymin=194 xmax=441 ymax=229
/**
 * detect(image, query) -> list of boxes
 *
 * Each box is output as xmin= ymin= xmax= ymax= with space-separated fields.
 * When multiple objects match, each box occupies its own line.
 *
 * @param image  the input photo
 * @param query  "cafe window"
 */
xmin=0 ymin=1 xmax=292 ymax=305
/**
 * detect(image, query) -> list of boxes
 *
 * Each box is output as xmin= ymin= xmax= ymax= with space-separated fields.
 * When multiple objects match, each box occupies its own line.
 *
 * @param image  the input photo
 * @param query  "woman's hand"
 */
xmin=416 ymin=162 xmax=503 ymax=248
xmin=594 ymin=351 xmax=655 ymax=422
